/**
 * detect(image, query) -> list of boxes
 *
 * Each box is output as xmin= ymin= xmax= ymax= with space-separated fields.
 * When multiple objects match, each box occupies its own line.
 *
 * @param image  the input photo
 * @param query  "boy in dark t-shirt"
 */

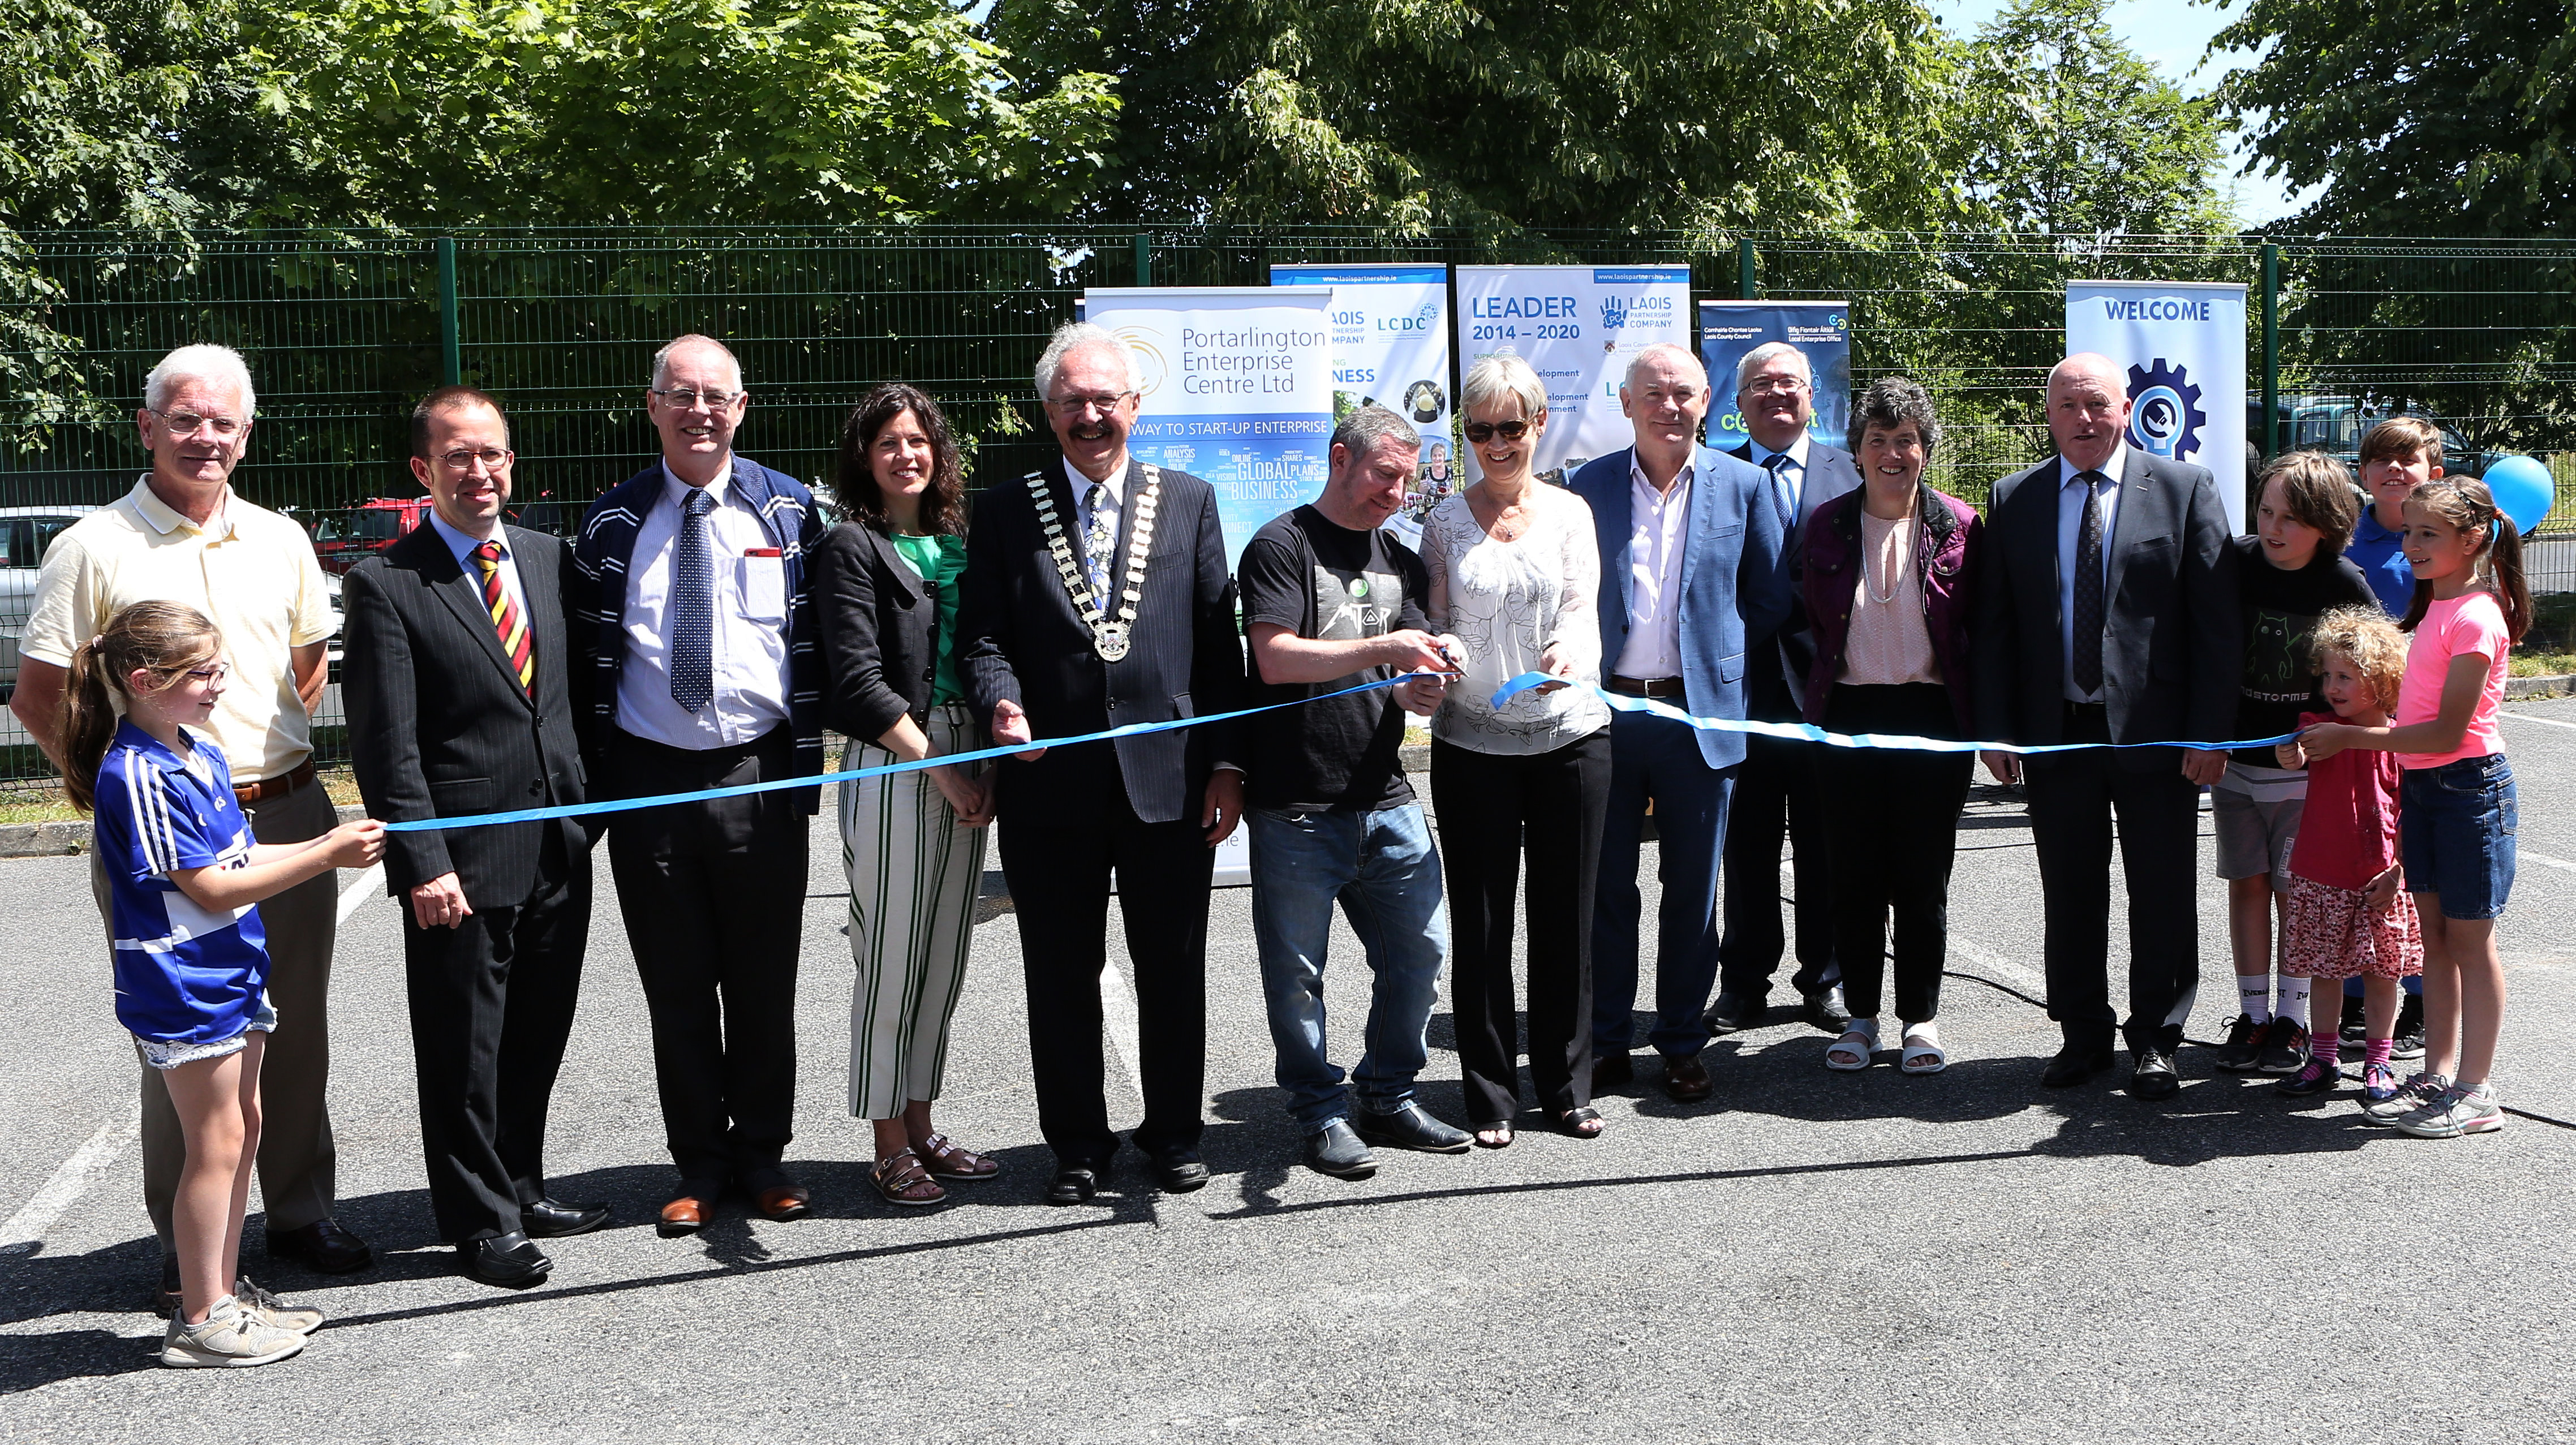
xmin=1238 ymin=406 xmax=1474 ymax=1180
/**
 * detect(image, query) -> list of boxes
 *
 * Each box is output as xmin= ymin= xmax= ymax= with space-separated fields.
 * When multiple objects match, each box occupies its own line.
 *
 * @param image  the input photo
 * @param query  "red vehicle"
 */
xmin=311 ymin=497 xmax=435 ymax=575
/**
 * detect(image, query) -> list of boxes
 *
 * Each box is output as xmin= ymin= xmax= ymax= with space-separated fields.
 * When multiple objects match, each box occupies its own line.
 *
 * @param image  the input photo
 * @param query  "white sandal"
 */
xmin=1825 ymin=1018 xmax=1879 ymax=1071
xmin=1899 ymin=1023 xmax=1948 ymax=1076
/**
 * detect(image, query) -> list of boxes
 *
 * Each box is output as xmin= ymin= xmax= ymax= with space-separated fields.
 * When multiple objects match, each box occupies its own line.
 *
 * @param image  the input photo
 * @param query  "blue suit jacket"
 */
xmin=1569 ymin=445 xmax=1793 ymax=769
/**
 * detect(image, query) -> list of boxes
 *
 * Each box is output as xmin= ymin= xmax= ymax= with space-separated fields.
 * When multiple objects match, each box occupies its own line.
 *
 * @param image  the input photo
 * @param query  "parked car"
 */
xmin=1 ymin=505 xmax=96 ymax=701
xmin=311 ymin=497 xmax=435 ymax=575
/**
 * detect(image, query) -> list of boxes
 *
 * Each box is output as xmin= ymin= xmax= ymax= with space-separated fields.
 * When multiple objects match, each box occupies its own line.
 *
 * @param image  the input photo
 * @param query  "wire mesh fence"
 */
xmin=5 ymin=226 xmax=2573 ymax=786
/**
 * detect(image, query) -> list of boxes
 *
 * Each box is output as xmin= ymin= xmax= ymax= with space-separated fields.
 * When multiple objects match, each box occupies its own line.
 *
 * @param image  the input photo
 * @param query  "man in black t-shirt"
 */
xmin=1240 ymin=405 xmax=1472 ymax=1179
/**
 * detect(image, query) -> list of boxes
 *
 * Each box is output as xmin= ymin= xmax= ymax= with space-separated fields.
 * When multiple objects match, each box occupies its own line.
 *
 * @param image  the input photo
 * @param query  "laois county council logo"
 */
xmin=2126 ymin=358 xmax=2206 ymax=461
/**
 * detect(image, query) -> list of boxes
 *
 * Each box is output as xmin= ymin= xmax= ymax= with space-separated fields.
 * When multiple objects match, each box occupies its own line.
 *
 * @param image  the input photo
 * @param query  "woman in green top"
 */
xmin=815 ymin=383 xmax=999 ymax=1206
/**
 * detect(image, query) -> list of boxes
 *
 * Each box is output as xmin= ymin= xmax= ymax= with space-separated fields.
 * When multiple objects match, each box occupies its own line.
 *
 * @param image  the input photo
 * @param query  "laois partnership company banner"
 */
xmin=1454 ymin=265 xmax=1692 ymax=479
xmin=1268 ymin=263 xmax=1455 ymax=547
xmin=1697 ymin=302 xmax=1852 ymax=452
xmin=1078 ymin=286 xmax=1336 ymax=562
xmin=2064 ymin=279 xmax=2251 ymax=532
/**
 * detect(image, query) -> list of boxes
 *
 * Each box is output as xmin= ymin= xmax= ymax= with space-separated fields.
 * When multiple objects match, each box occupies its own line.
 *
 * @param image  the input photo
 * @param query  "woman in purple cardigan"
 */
xmin=1797 ymin=377 xmax=1984 ymax=1075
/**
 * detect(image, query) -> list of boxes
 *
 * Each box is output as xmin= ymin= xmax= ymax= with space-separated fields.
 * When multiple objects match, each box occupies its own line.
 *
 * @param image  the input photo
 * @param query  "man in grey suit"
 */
xmin=1709 ymin=341 xmax=1863 ymax=1034
xmin=1971 ymin=354 xmax=2239 ymax=1099
xmin=345 ymin=386 xmax=602 ymax=1287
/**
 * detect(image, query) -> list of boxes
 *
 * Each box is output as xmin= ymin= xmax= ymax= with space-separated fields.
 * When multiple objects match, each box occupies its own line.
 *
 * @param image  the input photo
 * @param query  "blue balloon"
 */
xmin=2482 ymin=454 xmax=2555 ymax=537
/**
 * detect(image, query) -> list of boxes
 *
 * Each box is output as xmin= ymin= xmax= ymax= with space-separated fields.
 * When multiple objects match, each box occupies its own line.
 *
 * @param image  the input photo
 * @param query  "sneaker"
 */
xmin=2212 ymin=1014 xmax=2265 ymax=1072
xmin=2338 ymin=993 xmax=2367 ymax=1045
xmin=233 ymin=1275 xmax=324 ymax=1335
xmin=2361 ymin=1062 xmax=2401 ymax=1105
xmin=159 ymin=1296 xmax=307 ymax=1367
xmin=2279 ymin=1057 xmax=2341 ymax=1097
xmin=2394 ymin=1081 xmax=2505 ymax=1139
xmin=2364 ymin=1072 xmax=2450 ymax=1126
xmin=2391 ymin=994 xmax=2427 ymax=1061
xmin=2257 ymin=1021 xmax=2312 ymax=1074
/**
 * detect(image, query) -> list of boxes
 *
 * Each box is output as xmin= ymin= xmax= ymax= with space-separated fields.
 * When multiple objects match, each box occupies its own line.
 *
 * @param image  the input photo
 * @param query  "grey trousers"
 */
xmin=97 ymin=780 xmax=341 ymax=1253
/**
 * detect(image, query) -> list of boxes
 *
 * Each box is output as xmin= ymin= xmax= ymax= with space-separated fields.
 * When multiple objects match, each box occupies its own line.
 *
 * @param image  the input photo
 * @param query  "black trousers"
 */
xmin=1429 ymin=730 xmax=1610 ymax=1125
xmin=403 ymin=823 xmax=590 ymax=1244
xmin=1717 ymin=730 xmax=1838 ymax=999
xmin=1814 ymin=684 xmax=1972 ymax=1026
xmin=999 ymin=779 xmax=1214 ymax=1166
xmin=2022 ymin=703 xmax=2203 ymax=1054
xmin=605 ymin=726 xmax=810 ymax=1190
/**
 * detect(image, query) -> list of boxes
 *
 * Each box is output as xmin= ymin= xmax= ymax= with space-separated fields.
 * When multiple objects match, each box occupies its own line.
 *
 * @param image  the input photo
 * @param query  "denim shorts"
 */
xmin=2399 ymin=754 xmax=2517 ymax=921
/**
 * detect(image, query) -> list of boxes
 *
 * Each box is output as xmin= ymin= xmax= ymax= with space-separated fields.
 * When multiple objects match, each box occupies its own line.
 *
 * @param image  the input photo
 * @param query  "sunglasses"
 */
xmin=1462 ymin=419 xmax=1532 ymax=444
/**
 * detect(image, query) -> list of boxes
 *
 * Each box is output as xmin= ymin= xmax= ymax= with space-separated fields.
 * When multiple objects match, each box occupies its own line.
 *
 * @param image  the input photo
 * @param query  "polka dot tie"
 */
xmin=669 ymin=488 xmax=716 ymax=713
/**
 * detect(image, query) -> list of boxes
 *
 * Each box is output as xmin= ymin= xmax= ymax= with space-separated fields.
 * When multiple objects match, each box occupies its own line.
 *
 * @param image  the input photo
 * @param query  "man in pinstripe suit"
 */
xmin=345 ymin=386 xmax=599 ymax=1287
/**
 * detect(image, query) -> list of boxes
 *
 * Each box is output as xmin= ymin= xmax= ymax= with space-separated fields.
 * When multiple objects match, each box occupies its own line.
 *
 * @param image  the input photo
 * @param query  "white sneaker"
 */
xmin=159 ymin=1296 xmax=308 ymax=1367
xmin=2393 ymin=1081 xmax=2506 ymax=1139
xmin=2362 ymin=1072 xmax=2449 ymax=1126
xmin=234 ymin=1275 xmax=325 ymax=1335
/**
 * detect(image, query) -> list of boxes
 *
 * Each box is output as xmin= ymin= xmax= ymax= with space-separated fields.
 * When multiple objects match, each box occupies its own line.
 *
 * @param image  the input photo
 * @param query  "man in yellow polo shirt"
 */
xmin=11 ymin=342 xmax=373 ymax=1304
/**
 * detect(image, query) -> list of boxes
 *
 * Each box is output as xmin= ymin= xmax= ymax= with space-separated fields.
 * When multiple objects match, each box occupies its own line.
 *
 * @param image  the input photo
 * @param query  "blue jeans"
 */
xmin=2400 ymin=754 xmax=2517 ymax=921
xmin=1249 ymin=805 xmax=1448 ymax=1132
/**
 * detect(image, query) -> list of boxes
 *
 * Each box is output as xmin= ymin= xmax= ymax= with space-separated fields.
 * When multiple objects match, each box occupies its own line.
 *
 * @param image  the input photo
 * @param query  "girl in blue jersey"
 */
xmin=62 ymin=601 xmax=384 ymax=1367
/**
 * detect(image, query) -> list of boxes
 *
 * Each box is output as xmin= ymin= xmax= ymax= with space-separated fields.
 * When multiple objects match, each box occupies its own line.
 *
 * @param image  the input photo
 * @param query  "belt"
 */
xmin=1606 ymin=675 xmax=1686 ymax=699
xmin=235 ymin=759 xmax=315 ymax=807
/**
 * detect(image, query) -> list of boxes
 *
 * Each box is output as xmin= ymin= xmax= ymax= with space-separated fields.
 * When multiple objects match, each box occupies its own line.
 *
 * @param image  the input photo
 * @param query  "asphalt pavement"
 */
xmin=4 ymin=700 xmax=2575 ymax=1442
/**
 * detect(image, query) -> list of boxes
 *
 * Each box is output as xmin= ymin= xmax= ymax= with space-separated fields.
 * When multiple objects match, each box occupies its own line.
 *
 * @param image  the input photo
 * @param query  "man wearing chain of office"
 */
xmin=956 ymin=322 xmax=1249 ymax=1206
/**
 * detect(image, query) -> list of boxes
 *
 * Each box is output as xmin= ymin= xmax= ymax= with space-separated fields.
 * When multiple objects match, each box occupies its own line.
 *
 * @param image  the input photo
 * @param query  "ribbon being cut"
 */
xmin=386 ymin=673 xmax=2304 ymax=836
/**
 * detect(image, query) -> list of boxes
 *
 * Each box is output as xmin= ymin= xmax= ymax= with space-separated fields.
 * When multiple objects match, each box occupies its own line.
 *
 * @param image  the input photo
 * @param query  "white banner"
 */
xmin=1455 ymin=264 xmax=1692 ymax=480
xmin=2065 ymin=280 xmax=2250 ymax=532
xmin=1269 ymin=263 xmax=1453 ymax=547
xmin=1077 ymin=286 xmax=1335 ymax=564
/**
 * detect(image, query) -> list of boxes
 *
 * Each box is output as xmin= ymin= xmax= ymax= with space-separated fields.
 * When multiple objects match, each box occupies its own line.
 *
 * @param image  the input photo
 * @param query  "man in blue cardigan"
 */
xmin=567 ymin=334 xmax=827 ymax=1235
xmin=1569 ymin=344 xmax=1792 ymax=1103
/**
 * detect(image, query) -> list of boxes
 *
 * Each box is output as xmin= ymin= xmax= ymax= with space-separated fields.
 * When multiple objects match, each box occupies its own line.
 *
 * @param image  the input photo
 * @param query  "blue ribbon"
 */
xmin=1487 ymin=673 xmax=2300 ymax=755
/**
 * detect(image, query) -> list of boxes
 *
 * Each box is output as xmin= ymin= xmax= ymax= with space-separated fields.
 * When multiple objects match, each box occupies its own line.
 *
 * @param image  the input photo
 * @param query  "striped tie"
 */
xmin=471 ymin=541 xmax=535 ymax=695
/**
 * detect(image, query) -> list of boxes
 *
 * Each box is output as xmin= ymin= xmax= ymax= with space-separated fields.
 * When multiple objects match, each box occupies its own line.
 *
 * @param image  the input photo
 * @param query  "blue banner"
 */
xmin=1698 ymin=301 xmax=1852 ymax=452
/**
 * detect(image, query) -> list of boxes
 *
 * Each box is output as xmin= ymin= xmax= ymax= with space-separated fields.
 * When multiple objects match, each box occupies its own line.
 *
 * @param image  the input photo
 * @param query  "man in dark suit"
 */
xmin=1569 ymin=345 xmax=1791 ymax=1102
xmin=1709 ymin=341 xmax=1864 ymax=1035
xmin=1972 ymin=353 xmax=2239 ymax=1099
xmin=566 ymin=335 xmax=828 ymax=1233
xmin=957 ymin=321 xmax=1248 ymax=1205
xmin=345 ymin=387 xmax=600 ymax=1288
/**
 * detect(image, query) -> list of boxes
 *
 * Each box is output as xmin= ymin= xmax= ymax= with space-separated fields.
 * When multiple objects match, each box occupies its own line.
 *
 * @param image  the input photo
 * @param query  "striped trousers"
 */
xmin=840 ymin=704 xmax=988 ymax=1120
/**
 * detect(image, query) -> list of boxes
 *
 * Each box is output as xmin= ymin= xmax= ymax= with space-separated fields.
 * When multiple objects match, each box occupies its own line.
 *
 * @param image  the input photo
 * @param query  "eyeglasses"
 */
xmin=1743 ymin=378 xmax=1810 ymax=397
xmin=148 ymin=410 xmax=247 ymax=438
xmin=182 ymin=662 xmax=231 ymax=685
xmin=1044 ymin=392 xmax=1136 ymax=415
xmin=650 ymin=388 xmax=740 ymax=410
xmin=1462 ymin=419 xmax=1532 ymax=444
xmin=437 ymin=447 xmax=513 ymax=472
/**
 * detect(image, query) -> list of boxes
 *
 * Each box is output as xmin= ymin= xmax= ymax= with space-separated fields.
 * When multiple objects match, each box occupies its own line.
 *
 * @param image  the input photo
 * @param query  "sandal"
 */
xmin=870 ymin=1148 xmax=947 ymax=1207
xmin=1472 ymin=1123 xmax=1515 ymax=1150
xmin=1899 ymin=1023 xmax=1948 ymax=1076
xmin=1826 ymin=1018 xmax=1880 ymax=1071
xmin=914 ymin=1132 xmax=1002 ymax=1181
xmin=1548 ymin=1106 xmax=1605 ymax=1139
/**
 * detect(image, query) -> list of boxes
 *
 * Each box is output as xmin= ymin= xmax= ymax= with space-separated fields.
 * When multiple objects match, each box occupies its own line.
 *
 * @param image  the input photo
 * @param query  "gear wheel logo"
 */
xmin=2126 ymin=359 xmax=2205 ymax=461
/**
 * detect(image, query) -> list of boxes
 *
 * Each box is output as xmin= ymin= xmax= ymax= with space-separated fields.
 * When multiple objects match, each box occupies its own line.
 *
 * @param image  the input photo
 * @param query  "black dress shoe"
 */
xmin=1349 ymin=1103 xmax=1472 ymax=1154
xmin=1800 ymin=986 xmax=1852 ymax=1033
xmin=520 ymin=1197 xmax=612 ymax=1238
xmin=266 ymin=1219 xmax=375 ymax=1274
xmin=2128 ymin=1049 xmax=2182 ymax=1100
xmin=1045 ymin=1164 xmax=1100 ymax=1206
xmin=459 ymin=1231 xmax=552 ymax=1288
xmin=1145 ymin=1148 xmax=1210 ymax=1194
xmin=1704 ymin=991 xmax=1762 ymax=1034
xmin=1593 ymin=1051 xmax=1634 ymax=1089
xmin=2039 ymin=1043 xmax=2117 ymax=1088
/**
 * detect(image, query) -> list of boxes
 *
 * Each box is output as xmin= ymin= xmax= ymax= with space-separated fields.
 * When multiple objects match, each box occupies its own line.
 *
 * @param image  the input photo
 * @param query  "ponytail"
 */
xmin=56 ymin=601 xmax=223 ymax=814
xmin=2398 ymin=478 xmax=2533 ymax=643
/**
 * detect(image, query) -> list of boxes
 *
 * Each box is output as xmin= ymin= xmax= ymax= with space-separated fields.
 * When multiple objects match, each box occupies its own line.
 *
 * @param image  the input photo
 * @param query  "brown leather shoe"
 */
xmin=1663 ymin=1052 xmax=1715 ymax=1103
xmin=657 ymin=1195 xmax=708 ymax=1238
xmin=754 ymin=1184 xmax=811 ymax=1222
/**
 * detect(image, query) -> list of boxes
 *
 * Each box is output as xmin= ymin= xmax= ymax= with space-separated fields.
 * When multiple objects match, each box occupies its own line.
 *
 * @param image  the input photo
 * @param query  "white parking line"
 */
xmin=2502 ymin=709 xmax=2576 ymax=732
xmin=336 ymin=862 xmax=385 ymax=923
xmin=2526 ymin=850 xmax=2576 ymax=874
xmin=0 ymin=1111 xmax=140 ymax=1258
xmin=1100 ymin=962 xmax=1146 ymax=1101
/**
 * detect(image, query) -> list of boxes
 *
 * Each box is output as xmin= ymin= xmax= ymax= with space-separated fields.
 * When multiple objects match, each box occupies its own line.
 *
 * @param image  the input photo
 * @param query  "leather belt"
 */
xmin=234 ymin=759 xmax=316 ymax=807
xmin=1606 ymin=675 xmax=1685 ymax=699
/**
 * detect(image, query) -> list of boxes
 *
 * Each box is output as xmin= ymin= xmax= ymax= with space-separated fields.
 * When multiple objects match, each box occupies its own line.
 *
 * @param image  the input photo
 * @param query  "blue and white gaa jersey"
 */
xmin=91 ymin=720 xmax=271 ymax=1044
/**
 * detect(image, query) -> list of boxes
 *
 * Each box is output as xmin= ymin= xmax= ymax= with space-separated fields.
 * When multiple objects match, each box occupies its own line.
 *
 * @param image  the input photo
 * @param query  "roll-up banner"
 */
xmin=1454 ymin=265 xmax=1692 ymax=481
xmin=1268 ymin=263 xmax=1453 ymax=548
xmin=2064 ymin=279 xmax=2251 ymax=532
xmin=1077 ymin=286 xmax=1336 ymax=564
xmin=1697 ymin=301 xmax=1852 ymax=452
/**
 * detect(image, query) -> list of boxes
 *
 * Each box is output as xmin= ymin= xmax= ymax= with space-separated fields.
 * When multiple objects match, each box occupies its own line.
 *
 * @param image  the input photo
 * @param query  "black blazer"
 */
xmin=815 ymin=521 xmax=943 ymax=744
xmin=1728 ymin=440 xmax=1865 ymax=722
xmin=957 ymin=458 xmax=1246 ymax=825
xmin=344 ymin=522 xmax=588 ymax=904
xmin=1969 ymin=449 xmax=2239 ymax=763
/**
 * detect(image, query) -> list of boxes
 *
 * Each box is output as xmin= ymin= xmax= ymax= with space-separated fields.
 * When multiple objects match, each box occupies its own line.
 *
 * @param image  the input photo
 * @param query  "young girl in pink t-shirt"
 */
xmin=2295 ymin=478 xmax=2531 ymax=1139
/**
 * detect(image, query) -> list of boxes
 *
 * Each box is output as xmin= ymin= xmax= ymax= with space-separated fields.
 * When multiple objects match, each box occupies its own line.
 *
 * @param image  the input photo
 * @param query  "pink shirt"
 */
xmin=2394 ymin=591 xmax=2509 ymax=769
xmin=1838 ymin=511 xmax=1941 ymax=687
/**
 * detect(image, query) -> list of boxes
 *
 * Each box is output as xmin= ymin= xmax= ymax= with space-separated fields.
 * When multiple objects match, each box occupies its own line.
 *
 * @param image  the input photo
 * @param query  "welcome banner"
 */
xmin=2065 ymin=279 xmax=2251 ymax=532
xmin=1697 ymin=301 xmax=1853 ymax=452
xmin=1079 ymin=286 xmax=1336 ymax=561
xmin=1454 ymin=265 xmax=1692 ymax=480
